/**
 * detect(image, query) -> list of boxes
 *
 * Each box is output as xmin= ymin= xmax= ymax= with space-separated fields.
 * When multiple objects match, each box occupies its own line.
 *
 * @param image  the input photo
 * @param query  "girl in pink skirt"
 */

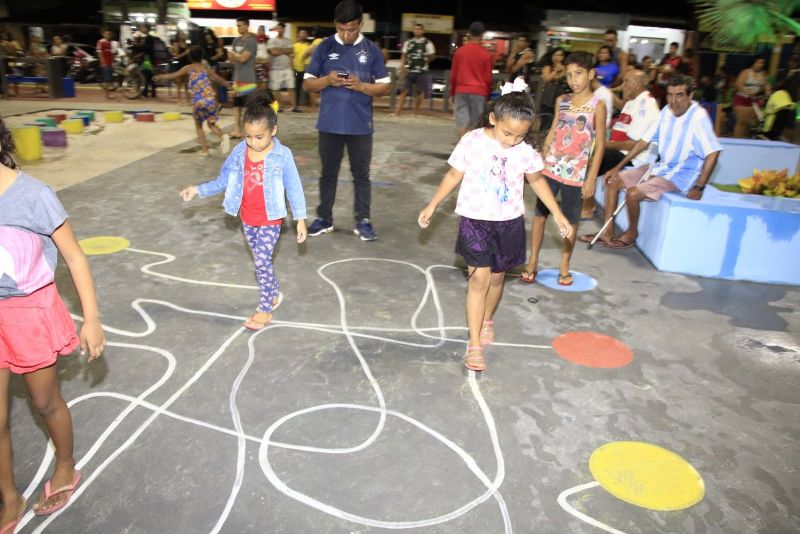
xmin=0 ymin=114 xmax=105 ymax=530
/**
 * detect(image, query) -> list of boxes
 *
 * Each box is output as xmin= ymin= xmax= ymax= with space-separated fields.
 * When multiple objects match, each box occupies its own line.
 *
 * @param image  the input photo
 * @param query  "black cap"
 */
xmin=468 ymin=21 xmax=485 ymax=37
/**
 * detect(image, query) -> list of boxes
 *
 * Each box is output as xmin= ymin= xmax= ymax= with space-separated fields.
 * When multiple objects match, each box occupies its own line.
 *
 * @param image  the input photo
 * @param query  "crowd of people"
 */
xmin=441 ymin=22 xmax=723 ymax=366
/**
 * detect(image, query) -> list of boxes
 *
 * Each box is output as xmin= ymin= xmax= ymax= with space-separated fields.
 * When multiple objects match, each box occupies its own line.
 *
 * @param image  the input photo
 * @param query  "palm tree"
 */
xmin=694 ymin=0 xmax=800 ymax=47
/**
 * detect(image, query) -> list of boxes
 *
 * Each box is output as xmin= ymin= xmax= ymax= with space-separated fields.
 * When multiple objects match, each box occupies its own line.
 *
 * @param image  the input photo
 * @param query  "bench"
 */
xmin=5 ymin=76 xmax=75 ymax=97
xmin=594 ymin=138 xmax=800 ymax=286
xmin=6 ymin=75 xmax=47 ymax=84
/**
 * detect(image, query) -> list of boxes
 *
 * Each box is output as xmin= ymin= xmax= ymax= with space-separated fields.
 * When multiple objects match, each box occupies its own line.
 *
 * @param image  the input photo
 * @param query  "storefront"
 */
xmin=101 ymin=1 xmax=195 ymax=44
xmin=539 ymin=9 xmax=686 ymax=65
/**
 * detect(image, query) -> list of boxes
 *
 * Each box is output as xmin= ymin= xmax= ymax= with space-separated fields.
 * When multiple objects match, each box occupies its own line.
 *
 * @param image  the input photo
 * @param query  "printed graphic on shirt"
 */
xmin=545 ymin=114 xmax=592 ymax=182
xmin=488 ymin=154 xmax=510 ymax=205
xmin=244 ymin=158 xmax=265 ymax=194
xmin=0 ymin=226 xmax=53 ymax=294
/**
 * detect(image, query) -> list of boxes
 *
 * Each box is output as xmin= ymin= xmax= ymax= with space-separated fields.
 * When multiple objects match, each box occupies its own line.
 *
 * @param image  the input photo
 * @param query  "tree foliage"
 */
xmin=694 ymin=0 xmax=800 ymax=46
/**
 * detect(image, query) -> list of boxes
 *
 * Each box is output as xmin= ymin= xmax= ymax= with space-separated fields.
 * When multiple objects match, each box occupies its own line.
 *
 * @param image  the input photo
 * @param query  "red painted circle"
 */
xmin=552 ymin=331 xmax=633 ymax=368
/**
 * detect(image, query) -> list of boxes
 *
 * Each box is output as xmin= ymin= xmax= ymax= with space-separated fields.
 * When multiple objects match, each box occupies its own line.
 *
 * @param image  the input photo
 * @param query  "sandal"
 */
xmin=0 ymin=498 xmax=25 ymax=533
xmin=33 ymin=470 xmax=81 ymax=516
xmin=464 ymin=345 xmax=486 ymax=372
xmin=557 ymin=272 xmax=574 ymax=286
xmin=243 ymin=312 xmax=272 ymax=331
xmin=608 ymin=238 xmax=636 ymax=249
xmin=480 ymin=320 xmax=494 ymax=346
xmin=519 ymin=270 xmax=537 ymax=284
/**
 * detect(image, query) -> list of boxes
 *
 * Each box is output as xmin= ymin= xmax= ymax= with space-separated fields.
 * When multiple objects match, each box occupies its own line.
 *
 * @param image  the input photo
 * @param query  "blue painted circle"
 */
xmin=535 ymin=268 xmax=597 ymax=292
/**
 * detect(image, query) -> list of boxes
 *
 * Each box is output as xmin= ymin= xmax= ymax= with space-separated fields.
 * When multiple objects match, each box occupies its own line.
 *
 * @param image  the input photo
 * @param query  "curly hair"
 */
xmin=243 ymin=90 xmax=278 ymax=129
xmin=0 ymin=115 xmax=17 ymax=169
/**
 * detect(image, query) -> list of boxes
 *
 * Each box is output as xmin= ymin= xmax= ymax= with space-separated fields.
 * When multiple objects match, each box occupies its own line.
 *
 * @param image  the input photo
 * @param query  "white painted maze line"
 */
xmin=24 ymin=329 xmax=246 ymax=533
xmin=127 ymin=247 xmax=258 ymax=289
xmin=19 ymin=340 xmax=178 ymax=532
xmin=24 ymin=253 xmax=525 ymax=532
xmin=122 ymin=249 xmax=552 ymax=349
xmin=256 ymin=258 xmax=510 ymax=531
xmin=557 ymin=481 xmax=627 ymax=534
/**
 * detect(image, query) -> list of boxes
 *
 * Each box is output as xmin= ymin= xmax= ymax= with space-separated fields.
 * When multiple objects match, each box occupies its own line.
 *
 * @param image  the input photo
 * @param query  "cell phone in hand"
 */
xmin=337 ymin=72 xmax=350 ymax=79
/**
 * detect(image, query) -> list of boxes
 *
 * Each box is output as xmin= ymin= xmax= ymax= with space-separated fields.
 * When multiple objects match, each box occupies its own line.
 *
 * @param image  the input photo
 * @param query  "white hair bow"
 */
xmin=501 ymin=77 xmax=528 ymax=95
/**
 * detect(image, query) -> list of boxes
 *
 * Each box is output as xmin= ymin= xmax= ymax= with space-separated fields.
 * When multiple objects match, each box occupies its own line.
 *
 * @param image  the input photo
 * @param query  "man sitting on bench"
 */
xmin=581 ymin=68 xmax=660 ymax=220
xmin=583 ymin=75 xmax=722 ymax=249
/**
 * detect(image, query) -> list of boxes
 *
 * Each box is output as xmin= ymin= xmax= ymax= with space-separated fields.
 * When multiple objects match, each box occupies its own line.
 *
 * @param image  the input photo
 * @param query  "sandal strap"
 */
xmin=465 ymin=345 xmax=486 ymax=370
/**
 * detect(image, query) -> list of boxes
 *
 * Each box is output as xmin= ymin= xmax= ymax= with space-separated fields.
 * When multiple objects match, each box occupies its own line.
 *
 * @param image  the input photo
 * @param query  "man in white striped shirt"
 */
xmin=594 ymin=75 xmax=722 ymax=248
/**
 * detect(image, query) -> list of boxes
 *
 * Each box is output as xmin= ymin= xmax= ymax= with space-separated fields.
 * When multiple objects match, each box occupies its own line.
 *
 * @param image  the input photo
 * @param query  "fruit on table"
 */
xmin=738 ymin=168 xmax=800 ymax=198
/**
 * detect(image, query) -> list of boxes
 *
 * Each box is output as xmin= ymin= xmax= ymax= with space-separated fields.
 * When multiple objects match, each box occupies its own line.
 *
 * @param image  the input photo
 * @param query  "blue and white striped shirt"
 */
xmin=642 ymin=102 xmax=723 ymax=192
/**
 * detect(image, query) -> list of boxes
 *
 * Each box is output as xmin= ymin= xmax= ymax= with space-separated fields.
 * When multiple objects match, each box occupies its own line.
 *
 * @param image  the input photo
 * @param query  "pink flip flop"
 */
xmin=34 ymin=470 xmax=82 ymax=516
xmin=0 ymin=499 xmax=26 ymax=534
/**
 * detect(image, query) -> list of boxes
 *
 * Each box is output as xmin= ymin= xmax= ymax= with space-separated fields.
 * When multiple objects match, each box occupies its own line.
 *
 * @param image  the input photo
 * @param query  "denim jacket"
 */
xmin=196 ymin=138 xmax=307 ymax=221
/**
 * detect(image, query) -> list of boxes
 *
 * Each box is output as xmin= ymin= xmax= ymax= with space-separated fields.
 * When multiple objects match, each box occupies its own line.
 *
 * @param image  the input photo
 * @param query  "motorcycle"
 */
xmin=65 ymin=44 xmax=100 ymax=83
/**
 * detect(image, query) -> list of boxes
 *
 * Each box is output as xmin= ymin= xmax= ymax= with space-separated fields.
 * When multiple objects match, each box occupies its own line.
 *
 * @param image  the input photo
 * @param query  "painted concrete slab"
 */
xmin=3 ymin=104 xmax=799 ymax=533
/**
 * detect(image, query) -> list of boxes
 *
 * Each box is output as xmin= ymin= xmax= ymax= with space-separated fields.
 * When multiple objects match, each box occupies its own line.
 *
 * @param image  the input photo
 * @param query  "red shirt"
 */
xmin=96 ymin=38 xmax=113 ymax=66
xmin=450 ymin=42 xmax=493 ymax=97
xmin=240 ymin=152 xmax=282 ymax=226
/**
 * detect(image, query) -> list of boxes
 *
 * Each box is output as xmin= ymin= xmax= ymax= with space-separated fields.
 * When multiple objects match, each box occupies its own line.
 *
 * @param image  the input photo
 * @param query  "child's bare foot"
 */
xmin=0 ymin=493 xmax=26 ymax=528
xmin=243 ymin=311 xmax=272 ymax=331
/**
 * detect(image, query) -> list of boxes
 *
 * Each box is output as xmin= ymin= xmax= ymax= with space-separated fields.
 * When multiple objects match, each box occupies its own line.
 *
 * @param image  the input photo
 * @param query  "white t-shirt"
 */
xmin=255 ymin=40 xmax=269 ymax=62
xmin=593 ymin=85 xmax=614 ymax=127
xmin=448 ymin=128 xmax=544 ymax=221
xmin=611 ymin=90 xmax=660 ymax=167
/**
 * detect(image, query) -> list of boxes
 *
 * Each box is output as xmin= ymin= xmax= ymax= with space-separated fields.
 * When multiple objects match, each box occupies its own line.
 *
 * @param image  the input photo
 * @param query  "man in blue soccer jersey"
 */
xmin=303 ymin=0 xmax=391 ymax=241
xmin=599 ymin=75 xmax=722 ymax=249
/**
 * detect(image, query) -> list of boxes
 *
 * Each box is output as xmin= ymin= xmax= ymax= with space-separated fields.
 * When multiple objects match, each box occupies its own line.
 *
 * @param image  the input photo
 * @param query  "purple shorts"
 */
xmin=455 ymin=216 xmax=526 ymax=273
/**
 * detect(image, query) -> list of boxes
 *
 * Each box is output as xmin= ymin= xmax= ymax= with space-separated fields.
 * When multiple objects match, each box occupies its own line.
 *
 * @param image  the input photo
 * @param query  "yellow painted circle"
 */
xmin=589 ymin=441 xmax=705 ymax=511
xmin=79 ymin=236 xmax=130 ymax=255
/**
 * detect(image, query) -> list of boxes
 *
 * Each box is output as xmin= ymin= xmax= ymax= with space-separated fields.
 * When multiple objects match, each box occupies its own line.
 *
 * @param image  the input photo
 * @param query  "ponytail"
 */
xmin=243 ymin=89 xmax=278 ymax=129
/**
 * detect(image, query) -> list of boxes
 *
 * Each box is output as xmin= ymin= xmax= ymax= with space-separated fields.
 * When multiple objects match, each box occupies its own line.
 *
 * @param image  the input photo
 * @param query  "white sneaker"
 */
xmin=220 ymin=134 xmax=230 ymax=154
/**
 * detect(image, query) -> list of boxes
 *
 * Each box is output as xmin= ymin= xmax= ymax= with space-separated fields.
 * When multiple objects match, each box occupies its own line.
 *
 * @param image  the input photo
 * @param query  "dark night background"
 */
xmin=3 ymin=0 xmax=695 ymax=29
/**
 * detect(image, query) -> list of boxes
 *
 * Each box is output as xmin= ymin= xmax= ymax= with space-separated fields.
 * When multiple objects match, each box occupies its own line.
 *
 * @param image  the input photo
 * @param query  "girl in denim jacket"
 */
xmin=180 ymin=91 xmax=308 ymax=330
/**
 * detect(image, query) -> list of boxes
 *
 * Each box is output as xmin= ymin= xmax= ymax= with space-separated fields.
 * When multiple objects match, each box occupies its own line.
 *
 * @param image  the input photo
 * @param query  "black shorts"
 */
xmin=233 ymin=95 xmax=246 ymax=107
xmin=598 ymin=149 xmax=626 ymax=176
xmin=534 ymin=176 xmax=582 ymax=225
xmin=403 ymin=71 xmax=429 ymax=95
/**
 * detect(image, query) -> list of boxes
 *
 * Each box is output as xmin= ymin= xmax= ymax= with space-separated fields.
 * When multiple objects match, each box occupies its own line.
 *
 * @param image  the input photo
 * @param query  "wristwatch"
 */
xmin=693 ymin=184 xmax=705 ymax=191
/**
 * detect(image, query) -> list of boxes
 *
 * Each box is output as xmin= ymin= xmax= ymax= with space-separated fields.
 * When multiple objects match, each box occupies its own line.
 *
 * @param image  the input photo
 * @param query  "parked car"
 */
xmin=428 ymin=57 xmax=451 ymax=98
